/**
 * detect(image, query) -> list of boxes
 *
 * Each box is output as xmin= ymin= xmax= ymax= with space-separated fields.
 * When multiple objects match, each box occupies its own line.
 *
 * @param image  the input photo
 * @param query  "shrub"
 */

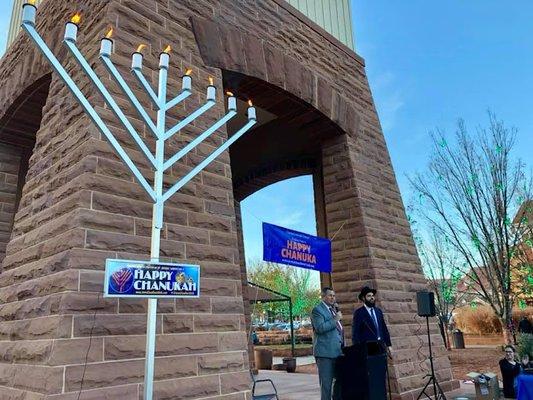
xmin=512 ymin=308 xmax=533 ymax=327
xmin=454 ymin=305 xmax=533 ymax=335
xmin=454 ymin=305 xmax=502 ymax=334
xmin=516 ymin=333 xmax=533 ymax=358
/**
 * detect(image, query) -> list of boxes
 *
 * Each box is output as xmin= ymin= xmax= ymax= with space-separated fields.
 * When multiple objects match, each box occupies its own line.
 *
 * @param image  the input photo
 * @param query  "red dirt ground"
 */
xmin=448 ymin=347 xmax=503 ymax=381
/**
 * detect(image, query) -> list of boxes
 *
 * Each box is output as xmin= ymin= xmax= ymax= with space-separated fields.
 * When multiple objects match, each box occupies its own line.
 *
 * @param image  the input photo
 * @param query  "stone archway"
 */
xmin=191 ymin=14 xmax=458 ymax=399
xmin=0 ymin=74 xmax=52 ymax=266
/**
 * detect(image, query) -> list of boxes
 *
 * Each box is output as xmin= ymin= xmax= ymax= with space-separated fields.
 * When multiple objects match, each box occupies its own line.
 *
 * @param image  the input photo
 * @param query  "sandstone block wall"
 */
xmin=0 ymin=145 xmax=24 ymax=265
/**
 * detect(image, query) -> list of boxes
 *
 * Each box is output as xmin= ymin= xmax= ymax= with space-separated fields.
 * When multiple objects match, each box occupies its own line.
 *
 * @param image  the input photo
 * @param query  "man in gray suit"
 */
xmin=311 ymin=287 xmax=344 ymax=400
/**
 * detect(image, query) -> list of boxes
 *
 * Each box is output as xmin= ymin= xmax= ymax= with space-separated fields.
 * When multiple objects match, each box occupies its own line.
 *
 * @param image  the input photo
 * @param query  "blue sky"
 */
xmin=0 ymin=1 xmax=13 ymax=53
xmin=353 ymin=0 xmax=533 ymax=201
xmin=1 ymin=1 xmax=531 ymax=279
xmin=243 ymin=1 xmax=533 ymax=271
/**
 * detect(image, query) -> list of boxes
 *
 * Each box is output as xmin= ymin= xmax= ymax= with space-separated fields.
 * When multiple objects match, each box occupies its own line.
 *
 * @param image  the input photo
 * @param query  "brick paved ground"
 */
xmin=258 ymin=370 xmax=476 ymax=400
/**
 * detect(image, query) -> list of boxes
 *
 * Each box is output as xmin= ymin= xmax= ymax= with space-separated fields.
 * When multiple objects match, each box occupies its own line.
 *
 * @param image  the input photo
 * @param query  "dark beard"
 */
xmin=364 ymin=300 xmax=375 ymax=308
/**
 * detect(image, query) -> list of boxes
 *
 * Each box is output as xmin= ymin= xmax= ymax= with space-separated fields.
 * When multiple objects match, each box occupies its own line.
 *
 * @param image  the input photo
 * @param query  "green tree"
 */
xmin=247 ymin=260 xmax=320 ymax=321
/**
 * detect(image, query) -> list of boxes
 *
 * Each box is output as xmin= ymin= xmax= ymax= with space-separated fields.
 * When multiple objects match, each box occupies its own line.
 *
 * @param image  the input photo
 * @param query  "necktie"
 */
xmin=370 ymin=308 xmax=381 ymax=339
xmin=329 ymin=306 xmax=344 ymax=342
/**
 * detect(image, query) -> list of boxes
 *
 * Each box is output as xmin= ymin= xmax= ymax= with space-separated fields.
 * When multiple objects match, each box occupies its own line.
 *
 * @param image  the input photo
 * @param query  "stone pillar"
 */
xmin=235 ymin=201 xmax=255 ymax=371
xmin=320 ymin=103 xmax=457 ymax=398
xmin=0 ymin=0 xmax=250 ymax=398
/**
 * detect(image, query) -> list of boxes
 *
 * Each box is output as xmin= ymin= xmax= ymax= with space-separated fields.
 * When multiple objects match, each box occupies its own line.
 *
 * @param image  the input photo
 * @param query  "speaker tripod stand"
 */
xmin=417 ymin=316 xmax=447 ymax=400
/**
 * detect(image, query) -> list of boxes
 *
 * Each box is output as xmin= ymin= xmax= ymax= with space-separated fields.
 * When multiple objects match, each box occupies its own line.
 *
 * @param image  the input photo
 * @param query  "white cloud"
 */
xmin=378 ymin=90 xmax=405 ymax=131
xmin=274 ymin=211 xmax=304 ymax=228
xmin=372 ymin=71 xmax=394 ymax=90
xmin=370 ymin=71 xmax=405 ymax=132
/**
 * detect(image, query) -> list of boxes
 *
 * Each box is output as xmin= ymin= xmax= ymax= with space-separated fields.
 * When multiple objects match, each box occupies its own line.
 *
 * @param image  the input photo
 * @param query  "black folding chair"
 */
xmin=250 ymin=370 xmax=279 ymax=400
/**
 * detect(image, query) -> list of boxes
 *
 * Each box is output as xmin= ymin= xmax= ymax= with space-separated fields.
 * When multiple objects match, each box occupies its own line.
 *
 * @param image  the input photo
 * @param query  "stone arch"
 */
xmin=0 ymin=74 xmax=52 ymax=146
xmin=191 ymin=17 xmax=361 ymax=142
xmin=0 ymin=74 xmax=52 ymax=266
xmin=191 ymin=14 xmax=457 ymax=399
xmin=190 ymin=19 xmax=357 ymax=371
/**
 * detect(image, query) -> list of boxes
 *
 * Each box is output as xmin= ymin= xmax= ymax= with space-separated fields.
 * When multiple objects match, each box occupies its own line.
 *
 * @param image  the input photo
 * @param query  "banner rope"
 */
xmin=329 ymin=220 xmax=347 ymax=241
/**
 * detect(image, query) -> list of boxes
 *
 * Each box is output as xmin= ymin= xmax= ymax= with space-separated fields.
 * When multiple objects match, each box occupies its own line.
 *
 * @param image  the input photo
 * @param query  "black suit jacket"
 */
xmin=351 ymin=305 xmax=391 ymax=347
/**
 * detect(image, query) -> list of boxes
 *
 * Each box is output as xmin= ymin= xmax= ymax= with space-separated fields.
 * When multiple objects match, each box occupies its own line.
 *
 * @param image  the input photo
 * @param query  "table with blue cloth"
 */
xmin=517 ymin=374 xmax=533 ymax=400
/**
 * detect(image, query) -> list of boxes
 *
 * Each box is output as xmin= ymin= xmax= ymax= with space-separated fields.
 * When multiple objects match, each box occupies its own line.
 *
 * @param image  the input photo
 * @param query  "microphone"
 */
xmin=333 ymin=302 xmax=340 ymax=313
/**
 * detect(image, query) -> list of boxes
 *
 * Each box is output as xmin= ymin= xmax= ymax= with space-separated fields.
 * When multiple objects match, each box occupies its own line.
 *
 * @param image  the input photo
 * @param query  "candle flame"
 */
xmin=248 ymin=100 xmax=253 ymax=107
xmin=105 ymin=28 xmax=113 ymax=39
xmin=27 ymin=0 xmax=37 ymax=5
xmin=163 ymin=45 xmax=171 ymax=54
xmin=226 ymin=91 xmax=234 ymax=97
xmin=185 ymin=69 xmax=193 ymax=76
xmin=136 ymin=44 xmax=146 ymax=53
xmin=71 ymin=13 xmax=82 ymax=24
xmin=208 ymin=77 xmax=214 ymax=86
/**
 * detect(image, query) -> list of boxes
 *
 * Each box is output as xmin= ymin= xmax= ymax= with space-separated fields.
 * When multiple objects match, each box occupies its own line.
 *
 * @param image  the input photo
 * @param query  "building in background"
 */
xmin=285 ymin=0 xmax=354 ymax=49
xmin=7 ymin=0 xmax=42 ymax=48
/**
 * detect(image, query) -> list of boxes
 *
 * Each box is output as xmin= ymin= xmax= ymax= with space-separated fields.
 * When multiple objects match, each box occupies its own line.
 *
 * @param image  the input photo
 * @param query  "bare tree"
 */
xmin=410 ymin=223 xmax=466 ymax=349
xmin=511 ymin=201 xmax=533 ymax=309
xmin=409 ymin=113 xmax=533 ymax=343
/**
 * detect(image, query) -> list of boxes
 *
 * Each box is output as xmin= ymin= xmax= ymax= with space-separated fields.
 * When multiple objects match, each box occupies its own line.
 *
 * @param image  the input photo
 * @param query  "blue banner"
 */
xmin=104 ymin=259 xmax=200 ymax=298
xmin=262 ymin=222 xmax=331 ymax=273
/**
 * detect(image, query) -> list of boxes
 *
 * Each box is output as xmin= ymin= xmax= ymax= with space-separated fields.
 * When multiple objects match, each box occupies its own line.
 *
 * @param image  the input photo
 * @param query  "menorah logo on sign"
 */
xmin=110 ymin=268 xmax=134 ymax=293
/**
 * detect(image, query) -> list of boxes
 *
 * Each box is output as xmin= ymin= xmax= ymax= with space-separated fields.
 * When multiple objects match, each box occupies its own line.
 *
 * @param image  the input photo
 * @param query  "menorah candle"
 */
xmin=247 ymin=100 xmax=256 ymax=120
xmin=132 ymin=44 xmax=146 ymax=70
xmin=227 ymin=92 xmax=236 ymax=111
xmin=100 ymin=38 xmax=113 ymax=57
xmin=207 ymin=77 xmax=216 ymax=101
xmin=132 ymin=52 xmax=143 ymax=70
xmin=64 ymin=15 xmax=80 ymax=43
xmin=182 ymin=70 xmax=192 ymax=91
xmin=64 ymin=22 xmax=78 ymax=42
xmin=22 ymin=2 xmax=37 ymax=26
xmin=159 ymin=46 xmax=171 ymax=69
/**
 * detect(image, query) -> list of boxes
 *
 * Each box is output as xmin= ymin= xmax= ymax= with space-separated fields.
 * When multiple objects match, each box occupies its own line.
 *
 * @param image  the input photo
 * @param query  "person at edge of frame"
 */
xmin=311 ymin=287 xmax=344 ymax=400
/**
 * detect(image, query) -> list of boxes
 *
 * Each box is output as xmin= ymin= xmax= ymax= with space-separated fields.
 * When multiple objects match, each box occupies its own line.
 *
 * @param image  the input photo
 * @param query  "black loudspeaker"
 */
xmin=417 ymin=291 xmax=436 ymax=317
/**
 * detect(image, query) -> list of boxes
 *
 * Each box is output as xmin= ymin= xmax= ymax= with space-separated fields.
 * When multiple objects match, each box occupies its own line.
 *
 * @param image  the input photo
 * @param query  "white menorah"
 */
xmin=21 ymin=2 xmax=257 ymax=399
